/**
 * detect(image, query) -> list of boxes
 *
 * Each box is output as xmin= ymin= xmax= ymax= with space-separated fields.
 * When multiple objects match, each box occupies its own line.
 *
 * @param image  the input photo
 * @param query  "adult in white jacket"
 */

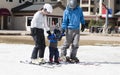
xmin=30 ymin=4 xmax=53 ymax=64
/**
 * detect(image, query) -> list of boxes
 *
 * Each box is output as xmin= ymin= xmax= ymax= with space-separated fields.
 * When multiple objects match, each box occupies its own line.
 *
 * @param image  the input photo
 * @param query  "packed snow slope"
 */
xmin=0 ymin=43 xmax=120 ymax=75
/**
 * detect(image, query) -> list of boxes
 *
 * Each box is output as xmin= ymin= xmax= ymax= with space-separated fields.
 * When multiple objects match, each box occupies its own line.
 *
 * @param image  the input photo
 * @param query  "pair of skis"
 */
xmin=20 ymin=59 xmax=100 ymax=68
xmin=20 ymin=60 xmax=61 ymax=68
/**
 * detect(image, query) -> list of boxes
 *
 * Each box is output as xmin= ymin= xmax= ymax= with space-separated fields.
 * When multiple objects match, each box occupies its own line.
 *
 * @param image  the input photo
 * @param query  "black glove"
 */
xmin=81 ymin=25 xmax=86 ymax=32
xmin=47 ymin=30 xmax=51 ymax=36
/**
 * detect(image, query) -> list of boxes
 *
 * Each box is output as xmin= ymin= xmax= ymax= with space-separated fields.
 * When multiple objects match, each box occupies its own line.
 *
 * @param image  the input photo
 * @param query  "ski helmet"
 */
xmin=43 ymin=3 xmax=53 ymax=13
xmin=68 ymin=0 xmax=77 ymax=9
xmin=54 ymin=29 xmax=61 ymax=38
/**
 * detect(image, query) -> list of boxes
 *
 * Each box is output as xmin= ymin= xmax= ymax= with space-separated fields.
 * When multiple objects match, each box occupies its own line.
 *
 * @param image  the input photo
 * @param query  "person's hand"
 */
xmin=57 ymin=33 xmax=65 ymax=41
xmin=61 ymin=33 xmax=65 ymax=36
xmin=61 ymin=28 xmax=65 ymax=34
xmin=46 ymin=30 xmax=51 ymax=36
xmin=57 ymin=28 xmax=65 ymax=40
xmin=81 ymin=25 xmax=86 ymax=32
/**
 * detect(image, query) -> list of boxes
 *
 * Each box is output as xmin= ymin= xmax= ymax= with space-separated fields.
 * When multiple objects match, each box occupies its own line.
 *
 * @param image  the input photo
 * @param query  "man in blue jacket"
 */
xmin=60 ymin=0 xmax=86 ymax=63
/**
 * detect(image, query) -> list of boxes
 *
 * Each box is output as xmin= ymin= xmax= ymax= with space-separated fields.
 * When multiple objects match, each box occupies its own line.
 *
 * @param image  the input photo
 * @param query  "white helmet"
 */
xmin=43 ymin=3 xmax=53 ymax=13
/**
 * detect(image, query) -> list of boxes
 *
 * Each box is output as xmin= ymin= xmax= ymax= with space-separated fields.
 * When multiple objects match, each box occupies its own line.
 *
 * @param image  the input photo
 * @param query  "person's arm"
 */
xmin=80 ymin=8 xmax=85 ymax=25
xmin=44 ymin=16 xmax=50 ymax=31
xmin=60 ymin=10 xmax=69 ymax=35
xmin=61 ymin=10 xmax=69 ymax=30
xmin=31 ymin=11 xmax=39 ymax=28
xmin=44 ymin=16 xmax=51 ymax=35
xmin=80 ymin=8 xmax=86 ymax=32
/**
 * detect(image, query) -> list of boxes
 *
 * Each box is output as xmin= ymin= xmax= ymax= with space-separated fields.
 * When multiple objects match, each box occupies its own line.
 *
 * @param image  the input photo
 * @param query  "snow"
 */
xmin=0 ymin=43 xmax=120 ymax=75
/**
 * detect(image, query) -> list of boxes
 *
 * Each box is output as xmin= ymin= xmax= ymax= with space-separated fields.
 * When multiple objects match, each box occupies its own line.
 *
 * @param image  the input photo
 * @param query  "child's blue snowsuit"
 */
xmin=48 ymin=29 xmax=63 ymax=63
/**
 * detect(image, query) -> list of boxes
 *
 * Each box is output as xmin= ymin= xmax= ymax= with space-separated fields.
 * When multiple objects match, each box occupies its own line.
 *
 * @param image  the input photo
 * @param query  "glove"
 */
xmin=57 ymin=33 xmax=65 ymax=41
xmin=81 ymin=25 xmax=86 ymax=32
xmin=61 ymin=28 xmax=65 ymax=34
xmin=46 ymin=30 xmax=51 ymax=36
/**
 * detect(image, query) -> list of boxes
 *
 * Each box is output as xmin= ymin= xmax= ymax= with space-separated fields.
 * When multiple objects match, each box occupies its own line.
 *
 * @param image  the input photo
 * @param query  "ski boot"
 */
xmin=37 ymin=58 xmax=46 ymax=64
xmin=31 ymin=59 xmax=39 ymax=65
xmin=65 ymin=57 xmax=79 ymax=63
xmin=54 ymin=59 xmax=60 ymax=64
xmin=60 ymin=56 xmax=67 ymax=62
xmin=70 ymin=57 xmax=79 ymax=63
xmin=48 ymin=58 xmax=54 ymax=64
xmin=60 ymin=56 xmax=72 ymax=63
xmin=65 ymin=56 xmax=71 ymax=62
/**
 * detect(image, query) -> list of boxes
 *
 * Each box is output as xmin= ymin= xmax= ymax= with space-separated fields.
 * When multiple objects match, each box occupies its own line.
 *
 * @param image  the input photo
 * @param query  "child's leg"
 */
xmin=49 ymin=47 xmax=54 ymax=62
xmin=54 ymin=48 xmax=59 ymax=63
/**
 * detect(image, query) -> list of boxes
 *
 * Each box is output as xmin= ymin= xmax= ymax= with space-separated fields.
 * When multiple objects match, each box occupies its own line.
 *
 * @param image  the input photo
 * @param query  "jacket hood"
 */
xmin=66 ymin=5 xmax=79 ymax=10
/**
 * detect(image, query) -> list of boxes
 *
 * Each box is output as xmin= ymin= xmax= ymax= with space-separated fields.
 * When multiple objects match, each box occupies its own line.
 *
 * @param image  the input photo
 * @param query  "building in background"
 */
xmin=0 ymin=0 xmax=120 ymax=31
xmin=79 ymin=0 xmax=120 ymax=28
xmin=0 ymin=0 xmax=66 ymax=31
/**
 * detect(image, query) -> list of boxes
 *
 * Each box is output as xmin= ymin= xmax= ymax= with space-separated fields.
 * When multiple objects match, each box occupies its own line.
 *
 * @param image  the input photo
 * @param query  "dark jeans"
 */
xmin=49 ymin=47 xmax=59 ymax=61
xmin=31 ymin=28 xmax=46 ymax=59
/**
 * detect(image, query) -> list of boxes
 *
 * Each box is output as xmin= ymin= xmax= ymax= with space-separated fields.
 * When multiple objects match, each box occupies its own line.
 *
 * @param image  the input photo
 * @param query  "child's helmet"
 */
xmin=54 ymin=29 xmax=61 ymax=40
xmin=43 ymin=3 xmax=53 ymax=13
xmin=54 ymin=29 xmax=61 ymax=36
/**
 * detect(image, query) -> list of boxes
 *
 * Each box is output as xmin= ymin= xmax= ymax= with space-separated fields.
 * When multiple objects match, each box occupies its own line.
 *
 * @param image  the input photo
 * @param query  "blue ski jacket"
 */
xmin=48 ymin=34 xmax=57 ymax=43
xmin=62 ymin=6 xmax=85 ymax=30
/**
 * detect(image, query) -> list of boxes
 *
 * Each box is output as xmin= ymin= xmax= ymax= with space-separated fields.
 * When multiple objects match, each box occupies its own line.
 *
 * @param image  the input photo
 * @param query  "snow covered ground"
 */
xmin=0 ymin=43 xmax=120 ymax=75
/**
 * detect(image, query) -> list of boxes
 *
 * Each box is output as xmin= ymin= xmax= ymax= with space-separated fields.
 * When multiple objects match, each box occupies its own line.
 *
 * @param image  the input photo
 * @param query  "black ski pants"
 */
xmin=31 ymin=28 xmax=46 ymax=59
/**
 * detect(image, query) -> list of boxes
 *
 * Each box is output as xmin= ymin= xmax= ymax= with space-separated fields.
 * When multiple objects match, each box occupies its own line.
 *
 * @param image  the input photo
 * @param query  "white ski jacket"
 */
xmin=31 ymin=11 xmax=50 ymax=31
